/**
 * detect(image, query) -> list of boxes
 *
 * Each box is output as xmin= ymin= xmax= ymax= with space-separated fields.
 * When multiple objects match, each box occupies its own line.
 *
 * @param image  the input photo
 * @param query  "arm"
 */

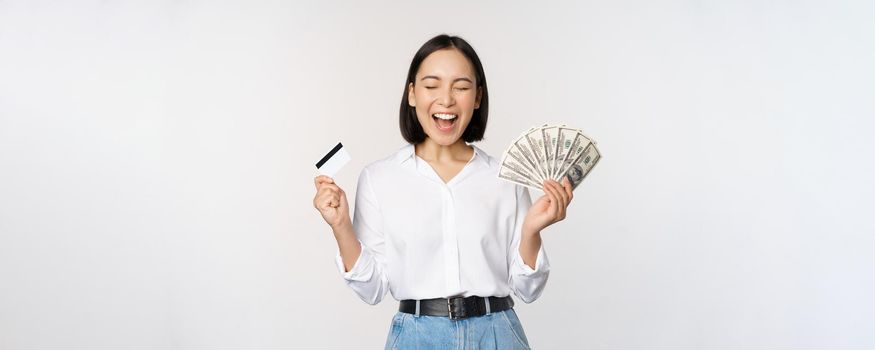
xmin=509 ymin=178 xmax=574 ymax=303
xmin=518 ymin=228 xmax=543 ymax=270
xmin=332 ymin=219 xmax=361 ymax=273
xmin=508 ymin=185 xmax=551 ymax=304
xmin=314 ymin=169 xmax=390 ymax=305
xmin=314 ymin=174 xmax=361 ymax=271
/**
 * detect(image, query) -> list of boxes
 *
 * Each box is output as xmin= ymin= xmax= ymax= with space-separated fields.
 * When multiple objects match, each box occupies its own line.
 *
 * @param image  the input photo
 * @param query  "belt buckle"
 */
xmin=447 ymin=296 xmax=466 ymax=320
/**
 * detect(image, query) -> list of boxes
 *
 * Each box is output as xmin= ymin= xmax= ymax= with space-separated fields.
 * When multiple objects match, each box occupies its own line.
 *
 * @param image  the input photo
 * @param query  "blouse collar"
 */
xmin=394 ymin=143 xmax=491 ymax=167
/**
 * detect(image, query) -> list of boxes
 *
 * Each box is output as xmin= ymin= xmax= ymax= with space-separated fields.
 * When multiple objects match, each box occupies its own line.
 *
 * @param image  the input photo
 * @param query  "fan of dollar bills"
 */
xmin=498 ymin=124 xmax=601 ymax=191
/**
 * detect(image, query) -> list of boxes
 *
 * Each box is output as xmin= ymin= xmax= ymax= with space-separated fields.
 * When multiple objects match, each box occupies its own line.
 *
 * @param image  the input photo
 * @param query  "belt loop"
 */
xmin=414 ymin=300 xmax=421 ymax=317
xmin=484 ymin=296 xmax=491 ymax=315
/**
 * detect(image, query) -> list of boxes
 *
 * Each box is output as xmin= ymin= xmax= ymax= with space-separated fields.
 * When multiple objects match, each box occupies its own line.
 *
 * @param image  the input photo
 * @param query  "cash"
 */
xmin=498 ymin=124 xmax=601 ymax=191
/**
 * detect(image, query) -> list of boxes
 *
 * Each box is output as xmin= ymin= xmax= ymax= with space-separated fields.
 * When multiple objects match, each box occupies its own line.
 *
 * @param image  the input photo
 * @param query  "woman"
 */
xmin=313 ymin=34 xmax=574 ymax=349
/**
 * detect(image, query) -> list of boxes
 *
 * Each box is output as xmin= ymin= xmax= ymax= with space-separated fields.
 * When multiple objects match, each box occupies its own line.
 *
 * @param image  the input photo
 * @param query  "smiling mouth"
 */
xmin=432 ymin=113 xmax=458 ymax=132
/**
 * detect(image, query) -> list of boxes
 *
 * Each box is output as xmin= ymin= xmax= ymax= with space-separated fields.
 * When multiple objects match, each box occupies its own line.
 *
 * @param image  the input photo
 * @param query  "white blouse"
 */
xmin=335 ymin=143 xmax=550 ymax=305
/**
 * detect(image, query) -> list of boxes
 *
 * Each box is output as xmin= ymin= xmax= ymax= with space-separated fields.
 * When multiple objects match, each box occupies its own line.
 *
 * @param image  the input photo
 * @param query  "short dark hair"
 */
xmin=399 ymin=34 xmax=489 ymax=144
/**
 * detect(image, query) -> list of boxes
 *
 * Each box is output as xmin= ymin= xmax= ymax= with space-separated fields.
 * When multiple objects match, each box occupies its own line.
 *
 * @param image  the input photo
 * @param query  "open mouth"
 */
xmin=432 ymin=113 xmax=458 ymax=132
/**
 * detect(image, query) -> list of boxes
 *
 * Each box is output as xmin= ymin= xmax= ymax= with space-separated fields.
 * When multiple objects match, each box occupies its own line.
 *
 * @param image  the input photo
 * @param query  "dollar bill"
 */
xmin=541 ymin=125 xmax=559 ymax=180
xmin=557 ymin=141 xmax=601 ymax=190
xmin=498 ymin=123 xmax=601 ymax=191
xmin=522 ymin=128 xmax=549 ymax=181
xmin=505 ymin=144 xmax=543 ymax=183
xmin=498 ymin=165 xmax=542 ymax=190
xmin=554 ymin=132 xmax=589 ymax=180
xmin=553 ymin=126 xmax=579 ymax=179
xmin=512 ymin=135 xmax=546 ymax=183
xmin=499 ymin=148 xmax=543 ymax=188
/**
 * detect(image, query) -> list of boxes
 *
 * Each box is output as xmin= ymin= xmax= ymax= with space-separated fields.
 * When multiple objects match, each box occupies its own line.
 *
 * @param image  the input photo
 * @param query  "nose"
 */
xmin=437 ymin=87 xmax=455 ymax=107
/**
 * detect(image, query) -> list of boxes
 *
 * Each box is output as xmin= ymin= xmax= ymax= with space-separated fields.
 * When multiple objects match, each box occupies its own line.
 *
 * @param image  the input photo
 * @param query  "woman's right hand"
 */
xmin=313 ymin=175 xmax=351 ymax=229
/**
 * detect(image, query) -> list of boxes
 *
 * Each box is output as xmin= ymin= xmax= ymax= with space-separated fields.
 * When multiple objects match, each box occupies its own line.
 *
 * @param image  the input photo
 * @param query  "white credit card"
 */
xmin=315 ymin=142 xmax=350 ymax=177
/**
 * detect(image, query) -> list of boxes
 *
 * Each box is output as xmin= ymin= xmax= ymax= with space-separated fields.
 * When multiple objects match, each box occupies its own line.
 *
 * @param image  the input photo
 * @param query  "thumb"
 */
xmin=530 ymin=195 xmax=549 ymax=211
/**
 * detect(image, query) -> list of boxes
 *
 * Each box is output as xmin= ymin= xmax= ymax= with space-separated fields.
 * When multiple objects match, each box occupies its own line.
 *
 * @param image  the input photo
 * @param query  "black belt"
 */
xmin=399 ymin=296 xmax=514 ymax=320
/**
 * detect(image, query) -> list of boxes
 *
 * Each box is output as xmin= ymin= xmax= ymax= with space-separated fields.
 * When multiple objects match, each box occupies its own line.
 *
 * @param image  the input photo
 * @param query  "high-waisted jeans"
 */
xmin=384 ymin=308 xmax=531 ymax=349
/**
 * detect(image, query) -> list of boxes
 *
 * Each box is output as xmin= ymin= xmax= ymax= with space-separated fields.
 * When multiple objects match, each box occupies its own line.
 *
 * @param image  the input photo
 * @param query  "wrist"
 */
xmin=331 ymin=218 xmax=354 ymax=236
xmin=521 ymin=227 xmax=541 ymax=238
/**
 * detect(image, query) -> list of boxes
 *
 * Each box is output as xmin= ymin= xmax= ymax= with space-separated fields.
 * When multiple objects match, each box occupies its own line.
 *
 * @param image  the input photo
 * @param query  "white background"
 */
xmin=1 ymin=1 xmax=873 ymax=349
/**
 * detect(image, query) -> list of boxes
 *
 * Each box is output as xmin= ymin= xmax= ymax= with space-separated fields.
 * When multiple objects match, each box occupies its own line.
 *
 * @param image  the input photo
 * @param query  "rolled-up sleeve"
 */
xmin=334 ymin=167 xmax=390 ymax=305
xmin=507 ymin=185 xmax=551 ymax=303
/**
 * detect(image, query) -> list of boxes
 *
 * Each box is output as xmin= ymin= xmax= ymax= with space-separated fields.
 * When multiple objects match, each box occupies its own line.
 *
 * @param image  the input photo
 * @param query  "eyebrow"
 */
xmin=420 ymin=75 xmax=474 ymax=84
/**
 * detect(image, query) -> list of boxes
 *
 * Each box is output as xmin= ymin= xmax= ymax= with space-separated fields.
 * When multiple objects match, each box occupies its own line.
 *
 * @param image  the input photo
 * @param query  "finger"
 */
xmin=532 ymin=194 xmax=549 ymax=208
xmin=314 ymin=188 xmax=330 ymax=208
xmin=314 ymin=175 xmax=335 ymax=188
xmin=543 ymin=184 xmax=560 ymax=218
xmin=314 ymin=191 xmax=335 ymax=209
xmin=546 ymin=181 xmax=567 ymax=220
xmin=562 ymin=177 xmax=574 ymax=202
xmin=320 ymin=183 xmax=342 ymax=193
xmin=546 ymin=181 xmax=567 ymax=210
xmin=331 ymin=187 xmax=347 ymax=208
xmin=324 ymin=192 xmax=340 ymax=208
xmin=557 ymin=180 xmax=569 ymax=218
xmin=315 ymin=188 xmax=340 ymax=208
xmin=555 ymin=186 xmax=567 ymax=220
xmin=554 ymin=183 xmax=566 ymax=217
xmin=339 ymin=188 xmax=349 ymax=208
xmin=315 ymin=186 xmax=337 ymax=199
xmin=542 ymin=180 xmax=557 ymax=200
xmin=315 ymin=194 xmax=332 ymax=210
xmin=551 ymin=180 xmax=569 ymax=209
xmin=547 ymin=187 xmax=560 ymax=219
xmin=538 ymin=184 xmax=551 ymax=204
xmin=541 ymin=180 xmax=551 ymax=193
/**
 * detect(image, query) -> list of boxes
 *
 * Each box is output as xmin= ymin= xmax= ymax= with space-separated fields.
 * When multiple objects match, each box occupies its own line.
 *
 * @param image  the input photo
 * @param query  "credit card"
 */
xmin=315 ymin=142 xmax=350 ymax=177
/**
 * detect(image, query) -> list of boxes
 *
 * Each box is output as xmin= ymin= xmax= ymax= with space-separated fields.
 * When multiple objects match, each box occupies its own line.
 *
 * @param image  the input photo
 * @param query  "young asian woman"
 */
xmin=313 ymin=34 xmax=574 ymax=350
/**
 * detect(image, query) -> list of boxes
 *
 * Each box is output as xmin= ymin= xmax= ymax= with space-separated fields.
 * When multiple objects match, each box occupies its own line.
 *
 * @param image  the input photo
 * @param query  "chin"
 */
xmin=425 ymin=132 xmax=462 ymax=146
xmin=431 ymin=136 xmax=461 ymax=146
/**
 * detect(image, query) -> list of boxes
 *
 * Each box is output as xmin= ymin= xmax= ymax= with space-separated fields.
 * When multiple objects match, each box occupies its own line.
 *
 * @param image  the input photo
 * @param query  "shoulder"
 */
xmin=357 ymin=143 xmax=413 ymax=180
xmin=472 ymin=144 xmax=498 ymax=170
xmin=471 ymin=144 xmax=526 ymax=194
xmin=473 ymin=144 xmax=506 ymax=180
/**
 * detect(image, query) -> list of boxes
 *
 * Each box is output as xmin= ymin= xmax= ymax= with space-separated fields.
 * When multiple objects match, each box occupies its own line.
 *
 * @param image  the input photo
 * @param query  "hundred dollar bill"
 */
xmin=522 ymin=128 xmax=549 ymax=181
xmin=504 ymin=142 xmax=542 ymax=183
xmin=499 ymin=148 xmax=543 ymax=188
xmin=554 ymin=132 xmax=589 ymax=180
xmin=557 ymin=141 xmax=601 ymax=190
xmin=497 ymin=123 xmax=602 ymax=191
xmin=500 ymin=162 xmax=541 ymax=189
xmin=512 ymin=136 xmax=545 ymax=183
xmin=507 ymin=145 xmax=542 ymax=182
xmin=498 ymin=165 xmax=542 ymax=190
xmin=541 ymin=125 xmax=560 ymax=180
xmin=553 ymin=126 xmax=580 ymax=179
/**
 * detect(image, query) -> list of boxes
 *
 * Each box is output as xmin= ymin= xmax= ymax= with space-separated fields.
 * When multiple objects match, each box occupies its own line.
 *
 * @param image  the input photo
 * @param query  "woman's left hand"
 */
xmin=522 ymin=177 xmax=574 ymax=235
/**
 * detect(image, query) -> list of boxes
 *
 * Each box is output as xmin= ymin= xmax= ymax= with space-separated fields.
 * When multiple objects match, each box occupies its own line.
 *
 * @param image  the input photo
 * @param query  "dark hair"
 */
xmin=399 ymin=34 xmax=489 ymax=144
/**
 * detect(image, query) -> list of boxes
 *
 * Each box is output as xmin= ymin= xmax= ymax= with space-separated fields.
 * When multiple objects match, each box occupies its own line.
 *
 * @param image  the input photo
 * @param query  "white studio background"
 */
xmin=1 ymin=1 xmax=873 ymax=349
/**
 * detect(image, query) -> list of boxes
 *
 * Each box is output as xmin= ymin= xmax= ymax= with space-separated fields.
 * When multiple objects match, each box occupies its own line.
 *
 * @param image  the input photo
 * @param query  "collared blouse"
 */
xmin=335 ymin=143 xmax=550 ymax=304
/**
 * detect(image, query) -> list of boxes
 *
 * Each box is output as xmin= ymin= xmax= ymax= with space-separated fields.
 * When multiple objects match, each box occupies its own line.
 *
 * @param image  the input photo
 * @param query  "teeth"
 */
xmin=433 ymin=113 xmax=458 ymax=120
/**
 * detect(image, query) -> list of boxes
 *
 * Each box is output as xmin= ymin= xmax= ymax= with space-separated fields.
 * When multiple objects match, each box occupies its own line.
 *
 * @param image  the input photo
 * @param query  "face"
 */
xmin=408 ymin=48 xmax=482 ymax=146
xmin=570 ymin=165 xmax=583 ymax=181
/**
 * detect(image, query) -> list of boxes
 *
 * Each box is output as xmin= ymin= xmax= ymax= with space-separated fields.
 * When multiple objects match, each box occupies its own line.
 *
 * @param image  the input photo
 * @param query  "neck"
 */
xmin=415 ymin=138 xmax=473 ymax=163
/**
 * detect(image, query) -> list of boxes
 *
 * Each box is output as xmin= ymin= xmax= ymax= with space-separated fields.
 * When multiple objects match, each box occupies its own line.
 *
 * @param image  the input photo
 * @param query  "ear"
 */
xmin=407 ymin=82 xmax=416 ymax=107
xmin=474 ymin=86 xmax=483 ymax=109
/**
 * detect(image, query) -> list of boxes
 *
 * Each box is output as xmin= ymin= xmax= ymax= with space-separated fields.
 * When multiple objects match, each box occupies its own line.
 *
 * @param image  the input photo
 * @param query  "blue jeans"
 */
xmin=384 ymin=308 xmax=531 ymax=349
